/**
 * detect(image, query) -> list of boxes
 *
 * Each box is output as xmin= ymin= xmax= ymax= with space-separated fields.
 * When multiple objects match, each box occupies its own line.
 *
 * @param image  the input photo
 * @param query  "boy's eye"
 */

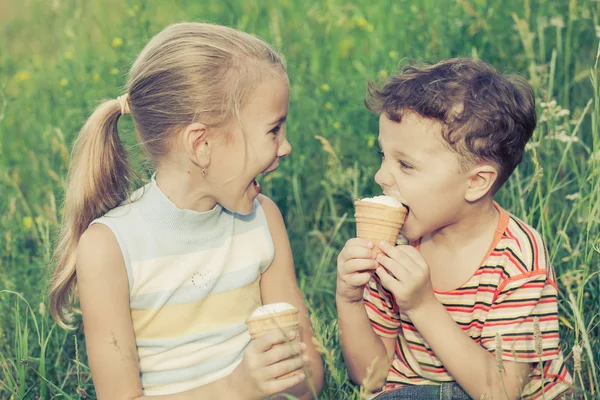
xmin=377 ymin=150 xmax=385 ymax=159
xmin=399 ymin=160 xmax=413 ymax=169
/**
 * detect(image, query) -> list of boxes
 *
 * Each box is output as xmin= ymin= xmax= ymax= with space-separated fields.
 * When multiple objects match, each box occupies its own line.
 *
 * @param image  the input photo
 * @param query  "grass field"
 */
xmin=0 ymin=0 xmax=599 ymax=398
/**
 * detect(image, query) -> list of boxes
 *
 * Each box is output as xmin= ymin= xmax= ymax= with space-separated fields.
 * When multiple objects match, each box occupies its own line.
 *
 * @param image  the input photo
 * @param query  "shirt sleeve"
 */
xmin=480 ymin=270 xmax=561 ymax=363
xmin=363 ymin=274 xmax=401 ymax=338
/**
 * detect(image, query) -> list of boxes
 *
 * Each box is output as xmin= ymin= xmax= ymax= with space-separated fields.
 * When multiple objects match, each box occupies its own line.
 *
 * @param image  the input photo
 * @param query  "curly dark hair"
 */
xmin=365 ymin=57 xmax=536 ymax=193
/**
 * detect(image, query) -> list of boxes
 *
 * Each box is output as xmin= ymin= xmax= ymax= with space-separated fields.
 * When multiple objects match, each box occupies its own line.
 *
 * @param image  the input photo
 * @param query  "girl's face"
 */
xmin=210 ymin=74 xmax=291 ymax=214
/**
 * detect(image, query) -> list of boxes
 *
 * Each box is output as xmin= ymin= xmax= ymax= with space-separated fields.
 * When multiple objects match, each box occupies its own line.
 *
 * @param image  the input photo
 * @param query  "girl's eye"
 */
xmin=269 ymin=126 xmax=281 ymax=136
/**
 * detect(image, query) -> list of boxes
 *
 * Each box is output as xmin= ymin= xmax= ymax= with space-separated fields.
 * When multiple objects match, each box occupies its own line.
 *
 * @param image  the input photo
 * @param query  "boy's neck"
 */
xmin=423 ymin=198 xmax=499 ymax=252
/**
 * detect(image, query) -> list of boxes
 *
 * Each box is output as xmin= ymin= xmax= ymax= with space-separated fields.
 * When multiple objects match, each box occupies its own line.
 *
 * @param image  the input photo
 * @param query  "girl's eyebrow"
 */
xmin=268 ymin=114 xmax=287 ymax=126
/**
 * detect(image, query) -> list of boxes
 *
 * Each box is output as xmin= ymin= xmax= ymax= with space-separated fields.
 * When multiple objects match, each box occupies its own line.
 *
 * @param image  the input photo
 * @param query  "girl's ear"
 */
xmin=182 ymin=122 xmax=211 ymax=169
xmin=464 ymin=164 xmax=498 ymax=202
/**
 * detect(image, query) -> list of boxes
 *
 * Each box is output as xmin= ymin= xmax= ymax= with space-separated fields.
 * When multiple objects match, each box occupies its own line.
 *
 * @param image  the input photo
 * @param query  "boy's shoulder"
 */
xmin=496 ymin=207 xmax=554 ymax=280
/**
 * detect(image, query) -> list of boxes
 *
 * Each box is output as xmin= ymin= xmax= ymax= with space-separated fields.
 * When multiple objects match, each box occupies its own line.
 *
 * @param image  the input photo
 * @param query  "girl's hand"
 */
xmin=375 ymin=241 xmax=436 ymax=313
xmin=229 ymin=330 xmax=309 ymax=399
xmin=336 ymin=238 xmax=379 ymax=303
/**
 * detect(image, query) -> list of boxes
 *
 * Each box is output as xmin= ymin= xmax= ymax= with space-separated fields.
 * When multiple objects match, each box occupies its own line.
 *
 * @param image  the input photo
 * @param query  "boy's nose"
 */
xmin=374 ymin=166 xmax=389 ymax=188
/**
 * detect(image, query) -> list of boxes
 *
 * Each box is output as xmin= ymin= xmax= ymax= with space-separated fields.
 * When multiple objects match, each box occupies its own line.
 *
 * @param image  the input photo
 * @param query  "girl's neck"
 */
xmin=155 ymin=167 xmax=217 ymax=213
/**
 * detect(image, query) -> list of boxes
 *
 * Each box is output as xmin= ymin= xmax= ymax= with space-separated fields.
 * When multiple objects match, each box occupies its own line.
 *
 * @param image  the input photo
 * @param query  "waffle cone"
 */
xmin=354 ymin=200 xmax=408 ymax=253
xmin=246 ymin=309 xmax=301 ymax=379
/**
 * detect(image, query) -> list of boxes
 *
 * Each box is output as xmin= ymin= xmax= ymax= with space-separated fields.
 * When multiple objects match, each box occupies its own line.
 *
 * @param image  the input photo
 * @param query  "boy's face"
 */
xmin=374 ymin=112 xmax=471 ymax=241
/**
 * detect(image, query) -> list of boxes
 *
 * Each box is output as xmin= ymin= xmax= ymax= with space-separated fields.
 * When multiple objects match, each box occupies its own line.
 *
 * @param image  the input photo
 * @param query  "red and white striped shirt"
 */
xmin=364 ymin=203 xmax=572 ymax=399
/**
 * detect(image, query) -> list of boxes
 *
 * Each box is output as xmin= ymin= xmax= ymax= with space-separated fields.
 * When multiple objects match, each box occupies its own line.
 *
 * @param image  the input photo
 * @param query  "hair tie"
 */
xmin=117 ymin=94 xmax=131 ymax=115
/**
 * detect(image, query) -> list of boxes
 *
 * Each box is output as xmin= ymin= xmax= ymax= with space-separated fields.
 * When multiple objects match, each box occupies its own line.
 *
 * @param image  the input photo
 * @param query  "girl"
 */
xmin=49 ymin=22 xmax=324 ymax=399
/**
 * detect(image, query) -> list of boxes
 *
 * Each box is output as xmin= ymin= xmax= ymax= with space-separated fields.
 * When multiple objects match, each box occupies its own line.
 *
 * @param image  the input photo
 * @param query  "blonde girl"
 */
xmin=49 ymin=22 xmax=324 ymax=399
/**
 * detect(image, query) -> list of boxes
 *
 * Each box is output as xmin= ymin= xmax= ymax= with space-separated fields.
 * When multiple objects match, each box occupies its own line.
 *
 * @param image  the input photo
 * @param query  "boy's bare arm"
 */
xmin=407 ymin=300 xmax=530 ymax=400
xmin=337 ymin=296 xmax=396 ymax=388
xmin=336 ymin=238 xmax=398 ymax=389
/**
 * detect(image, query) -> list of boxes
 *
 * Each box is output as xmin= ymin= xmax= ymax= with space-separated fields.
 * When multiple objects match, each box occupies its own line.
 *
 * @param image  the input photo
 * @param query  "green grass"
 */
xmin=0 ymin=0 xmax=598 ymax=398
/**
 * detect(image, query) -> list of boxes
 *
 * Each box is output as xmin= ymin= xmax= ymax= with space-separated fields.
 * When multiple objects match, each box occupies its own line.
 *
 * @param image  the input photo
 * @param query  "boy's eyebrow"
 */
xmin=268 ymin=114 xmax=287 ymax=126
xmin=378 ymin=138 xmax=419 ymax=162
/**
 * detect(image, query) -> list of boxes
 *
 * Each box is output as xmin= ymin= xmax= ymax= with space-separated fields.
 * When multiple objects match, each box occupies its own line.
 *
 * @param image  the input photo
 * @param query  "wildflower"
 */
xmin=333 ymin=121 xmax=341 ymax=129
xmin=15 ymin=71 xmax=31 ymax=82
xmin=377 ymin=69 xmax=388 ymax=79
xmin=111 ymin=37 xmax=124 ymax=48
xmin=110 ymin=68 xmax=119 ymax=75
xmin=565 ymin=193 xmax=581 ymax=201
xmin=550 ymin=16 xmax=565 ymax=29
xmin=495 ymin=332 xmax=504 ymax=373
xmin=552 ymin=130 xmax=578 ymax=143
xmin=389 ymin=50 xmax=398 ymax=59
xmin=325 ymin=102 xmax=333 ymax=110
xmin=39 ymin=302 xmax=46 ymax=316
xmin=366 ymin=23 xmax=374 ymax=33
xmin=59 ymin=78 xmax=69 ymax=87
xmin=525 ymin=141 xmax=540 ymax=151
xmin=23 ymin=216 xmax=33 ymax=230
xmin=64 ymin=50 xmax=74 ymax=60
xmin=572 ymin=344 xmax=582 ymax=373
xmin=367 ymin=135 xmax=376 ymax=148
xmin=354 ymin=16 xmax=367 ymax=28
xmin=320 ymin=83 xmax=330 ymax=92
xmin=533 ymin=316 xmax=543 ymax=358
xmin=92 ymin=72 xmax=100 ymax=82
xmin=590 ymin=151 xmax=600 ymax=162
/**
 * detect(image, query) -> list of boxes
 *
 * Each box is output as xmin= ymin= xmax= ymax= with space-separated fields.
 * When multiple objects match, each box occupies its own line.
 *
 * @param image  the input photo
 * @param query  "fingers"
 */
xmin=263 ymin=350 xmax=308 ymax=380
xmin=263 ymin=341 xmax=306 ymax=366
xmin=253 ymin=330 xmax=298 ymax=353
xmin=345 ymin=271 xmax=373 ymax=288
xmin=377 ymin=241 xmax=413 ymax=264
xmin=262 ymin=368 xmax=306 ymax=394
xmin=338 ymin=239 xmax=376 ymax=263
xmin=340 ymin=258 xmax=378 ymax=275
xmin=375 ymin=266 xmax=402 ymax=293
xmin=376 ymin=252 xmax=410 ymax=283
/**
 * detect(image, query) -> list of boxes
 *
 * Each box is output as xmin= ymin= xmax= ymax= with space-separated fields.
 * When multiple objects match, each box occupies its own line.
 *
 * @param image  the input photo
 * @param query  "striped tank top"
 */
xmin=92 ymin=176 xmax=274 ymax=395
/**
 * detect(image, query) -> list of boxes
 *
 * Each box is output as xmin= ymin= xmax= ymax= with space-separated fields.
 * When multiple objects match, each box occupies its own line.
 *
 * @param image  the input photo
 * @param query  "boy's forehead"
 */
xmin=378 ymin=112 xmax=447 ymax=155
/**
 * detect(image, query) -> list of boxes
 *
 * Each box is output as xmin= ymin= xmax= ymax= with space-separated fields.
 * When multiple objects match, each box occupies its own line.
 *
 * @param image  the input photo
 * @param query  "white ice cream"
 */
xmin=361 ymin=195 xmax=404 ymax=208
xmin=251 ymin=302 xmax=297 ymax=317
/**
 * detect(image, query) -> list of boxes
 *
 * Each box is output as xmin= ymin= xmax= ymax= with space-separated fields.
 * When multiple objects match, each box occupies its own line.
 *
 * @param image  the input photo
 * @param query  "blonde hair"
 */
xmin=49 ymin=22 xmax=286 ymax=328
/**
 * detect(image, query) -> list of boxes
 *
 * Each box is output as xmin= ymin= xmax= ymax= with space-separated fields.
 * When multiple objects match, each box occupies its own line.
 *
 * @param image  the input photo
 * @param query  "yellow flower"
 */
xmin=59 ymin=78 xmax=69 ymax=87
xmin=355 ymin=16 xmax=367 ymax=28
xmin=23 ymin=216 xmax=33 ymax=230
xmin=321 ymin=83 xmax=330 ymax=92
xmin=92 ymin=72 xmax=100 ymax=82
xmin=389 ymin=50 xmax=398 ymax=59
xmin=110 ymin=68 xmax=119 ymax=75
xmin=366 ymin=23 xmax=374 ymax=32
xmin=333 ymin=122 xmax=341 ymax=129
xmin=325 ymin=102 xmax=333 ymax=110
xmin=111 ymin=37 xmax=123 ymax=48
xmin=64 ymin=50 xmax=74 ymax=60
xmin=367 ymin=136 xmax=376 ymax=148
xmin=15 ymin=71 xmax=31 ymax=81
xmin=378 ymin=69 xmax=388 ymax=79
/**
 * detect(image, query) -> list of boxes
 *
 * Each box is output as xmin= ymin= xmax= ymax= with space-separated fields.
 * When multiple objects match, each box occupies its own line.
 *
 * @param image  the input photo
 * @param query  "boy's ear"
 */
xmin=465 ymin=164 xmax=498 ymax=202
xmin=183 ymin=122 xmax=211 ymax=168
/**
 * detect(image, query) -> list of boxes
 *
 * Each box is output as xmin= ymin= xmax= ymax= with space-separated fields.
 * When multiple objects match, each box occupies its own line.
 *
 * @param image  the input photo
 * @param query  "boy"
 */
xmin=336 ymin=58 xmax=572 ymax=399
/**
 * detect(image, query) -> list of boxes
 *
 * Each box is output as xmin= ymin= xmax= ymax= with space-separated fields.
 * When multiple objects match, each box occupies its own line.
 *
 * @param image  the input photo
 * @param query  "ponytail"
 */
xmin=49 ymin=99 xmax=133 ymax=329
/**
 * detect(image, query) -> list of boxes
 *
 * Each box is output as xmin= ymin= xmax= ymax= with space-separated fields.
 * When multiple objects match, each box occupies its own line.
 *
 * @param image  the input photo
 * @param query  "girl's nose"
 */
xmin=278 ymin=136 xmax=292 ymax=158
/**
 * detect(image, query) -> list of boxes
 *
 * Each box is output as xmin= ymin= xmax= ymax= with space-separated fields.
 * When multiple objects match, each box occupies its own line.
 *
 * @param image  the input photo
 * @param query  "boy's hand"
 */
xmin=375 ymin=241 xmax=436 ymax=313
xmin=336 ymin=238 xmax=379 ymax=303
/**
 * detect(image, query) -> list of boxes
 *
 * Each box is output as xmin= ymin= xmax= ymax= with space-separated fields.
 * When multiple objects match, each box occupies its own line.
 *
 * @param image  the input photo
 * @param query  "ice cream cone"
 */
xmin=246 ymin=304 xmax=301 ymax=380
xmin=354 ymin=198 xmax=408 ymax=253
